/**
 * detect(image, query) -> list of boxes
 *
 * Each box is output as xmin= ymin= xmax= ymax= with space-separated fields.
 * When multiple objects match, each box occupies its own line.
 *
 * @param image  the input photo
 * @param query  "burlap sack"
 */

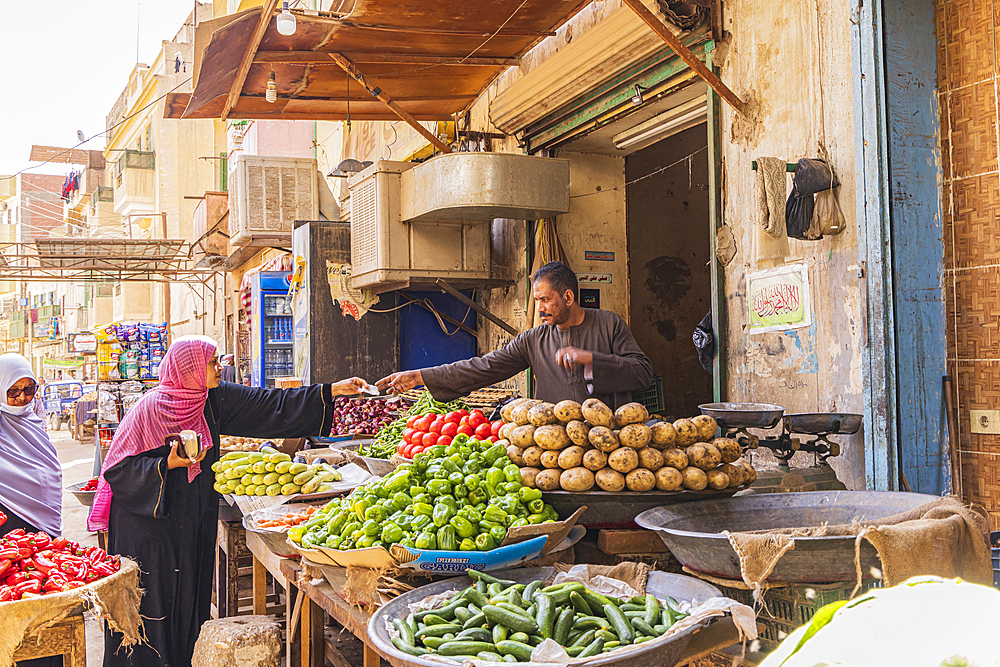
xmin=726 ymin=497 xmax=992 ymax=594
xmin=0 ymin=557 xmax=143 ymax=667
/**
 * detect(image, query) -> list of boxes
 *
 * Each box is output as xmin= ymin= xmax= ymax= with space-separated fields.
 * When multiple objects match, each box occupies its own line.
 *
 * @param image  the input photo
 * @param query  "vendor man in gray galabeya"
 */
xmin=376 ymin=261 xmax=653 ymax=409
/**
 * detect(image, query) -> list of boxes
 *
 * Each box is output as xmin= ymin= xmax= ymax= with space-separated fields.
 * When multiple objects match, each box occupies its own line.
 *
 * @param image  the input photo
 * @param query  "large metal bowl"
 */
xmin=636 ymin=491 xmax=939 ymax=583
xmin=698 ymin=403 xmax=785 ymax=429
xmin=367 ymin=567 xmax=721 ymax=667
xmin=66 ymin=481 xmax=96 ymax=507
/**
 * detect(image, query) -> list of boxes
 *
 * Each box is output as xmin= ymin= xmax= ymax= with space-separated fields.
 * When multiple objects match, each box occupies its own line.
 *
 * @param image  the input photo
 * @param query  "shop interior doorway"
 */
xmin=624 ymin=125 xmax=712 ymax=418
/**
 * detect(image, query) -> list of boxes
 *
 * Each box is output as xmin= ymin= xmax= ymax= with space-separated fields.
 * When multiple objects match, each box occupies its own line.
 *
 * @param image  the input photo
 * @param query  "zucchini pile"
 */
xmin=390 ymin=569 xmax=689 ymax=661
xmin=212 ymin=446 xmax=343 ymax=496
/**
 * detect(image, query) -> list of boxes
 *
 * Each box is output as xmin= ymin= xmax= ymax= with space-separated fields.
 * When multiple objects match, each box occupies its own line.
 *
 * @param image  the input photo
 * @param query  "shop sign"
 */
xmin=747 ymin=264 xmax=811 ymax=334
xmin=68 ymin=332 xmax=97 ymax=353
xmin=577 ymin=273 xmax=612 ymax=285
xmin=585 ymin=251 xmax=615 ymax=261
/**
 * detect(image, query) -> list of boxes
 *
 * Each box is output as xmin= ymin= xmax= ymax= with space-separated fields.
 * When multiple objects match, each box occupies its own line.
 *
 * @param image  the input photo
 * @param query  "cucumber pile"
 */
xmin=211 ymin=446 xmax=342 ymax=496
xmin=390 ymin=569 xmax=689 ymax=661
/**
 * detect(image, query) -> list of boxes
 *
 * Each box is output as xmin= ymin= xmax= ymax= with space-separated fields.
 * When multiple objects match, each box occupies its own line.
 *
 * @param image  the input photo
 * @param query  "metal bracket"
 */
xmin=435 ymin=278 xmax=518 ymax=336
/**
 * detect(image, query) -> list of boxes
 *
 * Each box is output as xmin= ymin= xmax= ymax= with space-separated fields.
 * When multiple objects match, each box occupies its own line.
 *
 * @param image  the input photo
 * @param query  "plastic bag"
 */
xmin=693 ymin=311 xmax=715 ymax=373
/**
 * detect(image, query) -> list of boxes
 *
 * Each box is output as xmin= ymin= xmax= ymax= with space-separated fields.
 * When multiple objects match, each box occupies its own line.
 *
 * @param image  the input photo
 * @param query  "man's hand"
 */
xmin=555 ymin=347 xmax=593 ymax=371
xmin=330 ymin=377 xmax=371 ymax=396
xmin=376 ymin=370 xmax=423 ymax=395
xmin=167 ymin=442 xmax=207 ymax=470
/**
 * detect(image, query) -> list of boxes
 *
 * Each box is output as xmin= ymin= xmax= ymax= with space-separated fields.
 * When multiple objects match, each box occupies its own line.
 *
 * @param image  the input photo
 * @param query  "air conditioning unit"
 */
xmin=229 ymin=155 xmax=318 ymax=247
xmin=348 ymin=153 xmax=570 ymax=293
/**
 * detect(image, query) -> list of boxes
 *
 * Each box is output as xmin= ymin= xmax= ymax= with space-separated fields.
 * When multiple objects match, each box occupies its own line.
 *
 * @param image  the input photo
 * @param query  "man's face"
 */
xmin=533 ymin=279 xmax=572 ymax=325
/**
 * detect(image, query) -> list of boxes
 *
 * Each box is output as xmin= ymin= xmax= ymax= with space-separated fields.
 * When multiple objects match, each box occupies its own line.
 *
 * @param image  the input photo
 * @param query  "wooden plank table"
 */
xmin=279 ymin=558 xmax=748 ymax=667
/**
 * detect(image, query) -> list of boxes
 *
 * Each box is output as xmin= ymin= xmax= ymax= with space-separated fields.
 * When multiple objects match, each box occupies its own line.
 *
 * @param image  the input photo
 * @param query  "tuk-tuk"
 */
xmin=42 ymin=381 xmax=85 ymax=431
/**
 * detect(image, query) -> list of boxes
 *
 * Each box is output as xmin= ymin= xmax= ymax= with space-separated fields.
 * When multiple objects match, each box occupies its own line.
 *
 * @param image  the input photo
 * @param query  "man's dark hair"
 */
xmin=532 ymin=261 xmax=577 ymax=299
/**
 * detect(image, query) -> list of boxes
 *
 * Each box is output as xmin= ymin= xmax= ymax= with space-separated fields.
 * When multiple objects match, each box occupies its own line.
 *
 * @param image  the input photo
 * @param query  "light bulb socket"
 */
xmin=276 ymin=1 xmax=296 ymax=36
xmin=266 ymin=71 xmax=277 ymax=103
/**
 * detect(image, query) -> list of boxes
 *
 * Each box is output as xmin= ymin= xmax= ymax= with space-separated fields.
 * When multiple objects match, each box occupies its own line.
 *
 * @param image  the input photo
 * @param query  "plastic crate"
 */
xmin=631 ymin=374 xmax=664 ymax=414
xmin=713 ymin=579 xmax=881 ymax=651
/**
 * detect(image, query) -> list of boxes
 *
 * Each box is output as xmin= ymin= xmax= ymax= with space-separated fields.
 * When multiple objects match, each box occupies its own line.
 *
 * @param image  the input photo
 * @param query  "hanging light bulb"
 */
xmin=266 ymin=71 xmax=277 ymax=103
xmin=276 ymin=1 xmax=296 ymax=36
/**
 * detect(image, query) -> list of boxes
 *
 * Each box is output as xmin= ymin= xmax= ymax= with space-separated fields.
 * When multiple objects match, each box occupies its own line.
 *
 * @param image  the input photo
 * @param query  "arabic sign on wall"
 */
xmin=747 ymin=263 xmax=811 ymax=334
xmin=577 ymin=273 xmax=613 ymax=285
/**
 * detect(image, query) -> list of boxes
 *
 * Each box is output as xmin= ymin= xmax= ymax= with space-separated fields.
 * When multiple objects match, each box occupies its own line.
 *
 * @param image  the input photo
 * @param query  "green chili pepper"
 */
xmin=459 ymin=538 xmax=477 ymax=551
xmin=453 ymin=483 xmax=468 ymax=499
xmin=528 ymin=498 xmax=546 ymax=514
xmin=527 ymin=513 xmax=548 ymax=525
xmin=364 ymin=505 xmax=387 ymax=522
xmin=362 ymin=519 xmax=380 ymax=536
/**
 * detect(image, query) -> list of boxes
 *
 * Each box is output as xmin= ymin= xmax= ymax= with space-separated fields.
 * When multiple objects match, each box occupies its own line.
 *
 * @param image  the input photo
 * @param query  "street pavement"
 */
xmin=50 ymin=427 xmax=105 ymax=666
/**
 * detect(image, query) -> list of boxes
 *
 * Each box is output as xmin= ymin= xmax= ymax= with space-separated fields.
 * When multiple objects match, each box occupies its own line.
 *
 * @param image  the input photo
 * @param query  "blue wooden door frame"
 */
xmin=851 ymin=0 xmax=947 ymax=493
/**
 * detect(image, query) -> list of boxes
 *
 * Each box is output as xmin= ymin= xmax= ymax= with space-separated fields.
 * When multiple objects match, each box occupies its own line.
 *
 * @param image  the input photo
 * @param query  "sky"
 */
xmin=0 ymin=1 xmax=199 ymax=176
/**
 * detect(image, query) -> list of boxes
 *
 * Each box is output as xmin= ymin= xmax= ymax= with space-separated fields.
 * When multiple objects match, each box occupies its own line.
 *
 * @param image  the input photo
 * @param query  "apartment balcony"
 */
xmin=113 ymin=150 xmax=155 ymax=216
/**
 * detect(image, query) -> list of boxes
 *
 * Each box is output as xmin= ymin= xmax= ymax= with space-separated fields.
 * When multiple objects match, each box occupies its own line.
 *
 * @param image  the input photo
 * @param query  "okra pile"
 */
xmin=290 ymin=435 xmax=557 ymax=552
xmin=390 ymin=569 xmax=689 ymax=661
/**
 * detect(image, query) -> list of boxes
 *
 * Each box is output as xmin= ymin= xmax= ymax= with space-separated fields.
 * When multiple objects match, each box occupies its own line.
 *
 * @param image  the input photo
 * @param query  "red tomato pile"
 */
xmin=396 ymin=408 xmax=504 ymax=459
xmin=0 ymin=529 xmax=121 ymax=602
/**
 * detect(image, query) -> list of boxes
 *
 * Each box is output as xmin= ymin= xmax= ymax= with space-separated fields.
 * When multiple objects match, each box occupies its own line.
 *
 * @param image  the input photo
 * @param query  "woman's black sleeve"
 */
xmin=214 ymin=381 xmax=334 ymax=439
xmin=104 ymin=451 xmax=170 ymax=520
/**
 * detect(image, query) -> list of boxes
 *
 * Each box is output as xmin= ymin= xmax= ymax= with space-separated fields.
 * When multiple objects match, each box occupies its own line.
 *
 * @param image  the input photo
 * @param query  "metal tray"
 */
xmin=66 ymin=481 xmax=96 ymax=507
xmin=635 ymin=491 xmax=939 ymax=583
xmin=543 ymin=487 xmax=743 ymax=529
xmin=243 ymin=504 xmax=317 ymax=558
xmin=783 ymin=413 xmax=863 ymax=435
xmin=698 ymin=403 xmax=785 ymax=429
xmin=367 ymin=566 xmax=721 ymax=667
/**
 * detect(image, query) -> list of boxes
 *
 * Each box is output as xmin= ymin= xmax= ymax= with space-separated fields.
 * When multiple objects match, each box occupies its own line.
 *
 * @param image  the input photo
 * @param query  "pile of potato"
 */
xmin=498 ymin=397 xmax=757 ymax=493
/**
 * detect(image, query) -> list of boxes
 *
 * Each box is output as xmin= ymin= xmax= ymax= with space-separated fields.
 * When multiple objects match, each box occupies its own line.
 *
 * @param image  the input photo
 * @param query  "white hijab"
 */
xmin=0 ymin=354 xmax=61 ymax=535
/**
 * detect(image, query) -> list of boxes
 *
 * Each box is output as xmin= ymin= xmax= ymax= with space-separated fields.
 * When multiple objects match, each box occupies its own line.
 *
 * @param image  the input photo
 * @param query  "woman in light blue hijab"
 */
xmin=0 ymin=353 xmax=61 ymax=536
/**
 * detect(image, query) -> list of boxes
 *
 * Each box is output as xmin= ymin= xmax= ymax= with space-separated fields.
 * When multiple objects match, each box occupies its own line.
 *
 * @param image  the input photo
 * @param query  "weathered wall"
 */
xmin=717 ymin=0 xmax=865 ymax=488
xmin=558 ymin=153 xmax=629 ymax=321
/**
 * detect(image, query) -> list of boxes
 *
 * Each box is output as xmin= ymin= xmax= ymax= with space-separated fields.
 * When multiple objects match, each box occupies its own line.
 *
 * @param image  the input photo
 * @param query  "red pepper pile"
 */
xmin=397 ymin=408 xmax=503 ymax=458
xmin=81 ymin=478 xmax=99 ymax=491
xmin=0 ymin=530 xmax=121 ymax=602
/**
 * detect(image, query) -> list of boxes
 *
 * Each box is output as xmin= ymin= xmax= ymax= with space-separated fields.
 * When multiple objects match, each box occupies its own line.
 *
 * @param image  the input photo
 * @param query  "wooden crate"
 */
xmin=13 ymin=613 xmax=86 ymax=666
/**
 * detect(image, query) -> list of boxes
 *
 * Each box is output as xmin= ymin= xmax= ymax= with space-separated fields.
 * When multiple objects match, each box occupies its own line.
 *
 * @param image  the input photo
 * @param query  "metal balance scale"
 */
xmin=698 ymin=403 xmax=862 ymax=490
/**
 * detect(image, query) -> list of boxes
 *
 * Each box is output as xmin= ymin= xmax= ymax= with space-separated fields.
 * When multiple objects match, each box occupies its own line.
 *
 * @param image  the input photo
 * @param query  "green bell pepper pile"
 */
xmin=290 ymin=435 xmax=558 ymax=552
xmin=388 ymin=569 xmax=690 ymax=661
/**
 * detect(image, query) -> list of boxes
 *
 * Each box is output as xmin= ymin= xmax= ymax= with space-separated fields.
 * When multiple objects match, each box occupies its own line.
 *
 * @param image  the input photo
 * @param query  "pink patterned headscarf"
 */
xmin=88 ymin=336 xmax=217 ymax=532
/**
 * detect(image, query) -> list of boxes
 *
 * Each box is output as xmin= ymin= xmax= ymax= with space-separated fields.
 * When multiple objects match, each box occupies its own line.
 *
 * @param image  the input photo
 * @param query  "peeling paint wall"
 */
xmin=717 ymin=0 xmax=866 ymax=488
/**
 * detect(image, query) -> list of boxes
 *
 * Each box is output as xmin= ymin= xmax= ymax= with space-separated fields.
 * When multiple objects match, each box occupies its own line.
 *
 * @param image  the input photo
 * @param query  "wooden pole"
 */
xmin=621 ymin=0 xmax=747 ymax=116
xmin=222 ymin=0 xmax=280 ymax=121
xmin=329 ymin=53 xmax=452 ymax=154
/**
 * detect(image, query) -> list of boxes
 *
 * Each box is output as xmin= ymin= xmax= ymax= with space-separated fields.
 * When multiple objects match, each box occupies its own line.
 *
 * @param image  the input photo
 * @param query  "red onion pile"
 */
xmin=330 ymin=397 xmax=401 ymax=436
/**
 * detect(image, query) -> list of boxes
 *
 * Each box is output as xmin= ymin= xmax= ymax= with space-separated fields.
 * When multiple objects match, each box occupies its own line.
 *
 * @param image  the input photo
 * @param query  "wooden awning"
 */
xmin=165 ymin=1 xmax=590 ymax=126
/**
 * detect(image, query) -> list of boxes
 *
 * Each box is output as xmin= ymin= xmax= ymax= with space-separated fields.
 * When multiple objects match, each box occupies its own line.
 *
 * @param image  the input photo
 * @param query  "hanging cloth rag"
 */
xmin=788 ymin=158 xmax=840 ymax=240
xmin=753 ymin=157 xmax=790 ymax=266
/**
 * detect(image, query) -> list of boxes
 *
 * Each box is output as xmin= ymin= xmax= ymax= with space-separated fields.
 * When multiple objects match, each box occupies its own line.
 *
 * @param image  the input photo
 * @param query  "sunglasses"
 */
xmin=7 ymin=383 xmax=37 ymax=400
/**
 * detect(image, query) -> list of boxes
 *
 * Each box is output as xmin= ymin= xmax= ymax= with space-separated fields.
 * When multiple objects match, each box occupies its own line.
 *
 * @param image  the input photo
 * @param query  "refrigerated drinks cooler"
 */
xmin=250 ymin=271 xmax=294 ymax=388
